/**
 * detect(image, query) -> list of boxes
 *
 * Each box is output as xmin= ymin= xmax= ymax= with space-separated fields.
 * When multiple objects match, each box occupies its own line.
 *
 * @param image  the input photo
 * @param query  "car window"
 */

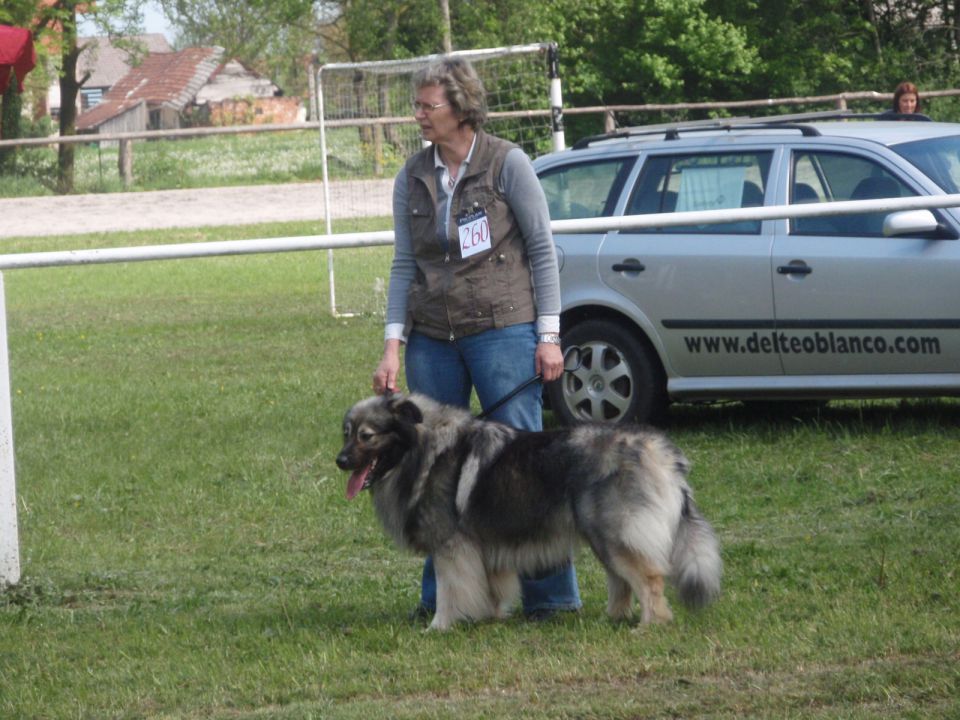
xmin=538 ymin=157 xmax=634 ymax=220
xmin=625 ymin=152 xmax=772 ymax=234
xmin=893 ymin=134 xmax=960 ymax=194
xmin=791 ymin=151 xmax=917 ymax=236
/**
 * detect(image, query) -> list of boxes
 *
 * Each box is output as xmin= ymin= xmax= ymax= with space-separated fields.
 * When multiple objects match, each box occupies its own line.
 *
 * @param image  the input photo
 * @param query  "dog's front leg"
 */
xmin=429 ymin=537 xmax=494 ymax=631
xmin=487 ymin=568 xmax=521 ymax=619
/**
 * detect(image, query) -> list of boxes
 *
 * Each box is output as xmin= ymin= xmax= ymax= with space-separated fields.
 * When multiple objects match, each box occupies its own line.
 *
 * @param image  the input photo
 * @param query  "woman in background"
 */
xmin=892 ymin=81 xmax=921 ymax=114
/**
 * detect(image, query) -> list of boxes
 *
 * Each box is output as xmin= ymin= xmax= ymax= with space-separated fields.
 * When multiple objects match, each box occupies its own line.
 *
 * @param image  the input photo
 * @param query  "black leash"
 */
xmin=475 ymin=345 xmax=582 ymax=421
xmin=475 ymin=373 xmax=543 ymax=420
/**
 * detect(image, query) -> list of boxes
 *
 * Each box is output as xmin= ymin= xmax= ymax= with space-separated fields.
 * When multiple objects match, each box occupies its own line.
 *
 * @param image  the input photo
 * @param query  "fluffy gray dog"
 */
xmin=337 ymin=392 xmax=722 ymax=631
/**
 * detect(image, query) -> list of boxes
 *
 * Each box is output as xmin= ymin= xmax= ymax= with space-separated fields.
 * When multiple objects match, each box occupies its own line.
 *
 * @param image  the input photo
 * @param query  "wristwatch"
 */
xmin=538 ymin=333 xmax=562 ymax=345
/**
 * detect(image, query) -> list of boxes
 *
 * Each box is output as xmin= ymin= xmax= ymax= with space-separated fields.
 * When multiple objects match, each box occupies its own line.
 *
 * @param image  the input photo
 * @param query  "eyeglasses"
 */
xmin=412 ymin=100 xmax=450 ymax=113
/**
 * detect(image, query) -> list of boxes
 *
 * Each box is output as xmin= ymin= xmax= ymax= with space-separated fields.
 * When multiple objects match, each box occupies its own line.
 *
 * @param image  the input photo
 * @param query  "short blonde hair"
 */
xmin=413 ymin=56 xmax=488 ymax=129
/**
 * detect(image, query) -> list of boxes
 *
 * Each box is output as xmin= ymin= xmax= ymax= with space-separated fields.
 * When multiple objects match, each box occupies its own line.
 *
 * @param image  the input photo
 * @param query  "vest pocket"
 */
xmin=457 ymin=186 xmax=497 ymax=216
xmin=457 ymin=254 xmax=528 ymax=327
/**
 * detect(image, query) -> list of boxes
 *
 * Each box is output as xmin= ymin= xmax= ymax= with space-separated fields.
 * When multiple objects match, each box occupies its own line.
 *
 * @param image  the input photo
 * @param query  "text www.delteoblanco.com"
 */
xmin=683 ymin=330 xmax=942 ymax=356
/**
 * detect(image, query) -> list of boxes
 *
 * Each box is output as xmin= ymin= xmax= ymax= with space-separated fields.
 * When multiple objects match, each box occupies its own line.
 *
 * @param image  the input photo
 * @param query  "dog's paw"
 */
xmin=427 ymin=615 xmax=453 ymax=632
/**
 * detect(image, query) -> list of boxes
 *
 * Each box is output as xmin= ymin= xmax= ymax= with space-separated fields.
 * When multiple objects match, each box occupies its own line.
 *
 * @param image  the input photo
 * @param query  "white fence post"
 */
xmin=0 ymin=272 xmax=20 ymax=588
xmin=548 ymin=43 xmax=565 ymax=151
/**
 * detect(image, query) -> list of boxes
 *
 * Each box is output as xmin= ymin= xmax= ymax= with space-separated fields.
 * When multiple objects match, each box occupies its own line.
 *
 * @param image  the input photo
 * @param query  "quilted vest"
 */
xmin=403 ymin=131 xmax=536 ymax=340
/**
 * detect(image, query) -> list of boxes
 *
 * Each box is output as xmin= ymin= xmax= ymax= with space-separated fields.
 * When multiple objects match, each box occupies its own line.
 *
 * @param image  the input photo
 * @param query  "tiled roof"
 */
xmin=77 ymin=46 xmax=224 ymax=131
xmin=79 ymin=34 xmax=173 ymax=89
xmin=195 ymin=59 xmax=279 ymax=103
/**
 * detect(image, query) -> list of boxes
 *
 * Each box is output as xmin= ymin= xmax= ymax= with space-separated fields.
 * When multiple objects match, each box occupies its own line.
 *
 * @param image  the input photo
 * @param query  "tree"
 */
xmin=442 ymin=0 xmax=757 ymax=131
xmin=0 ymin=1 xmax=39 ymax=174
xmin=704 ymin=0 xmax=878 ymax=99
xmin=438 ymin=0 xmax=451 ymax=52
xmin=0 ymin=84 xmax=22 ymax=175
xmin=158 ymin=0 xmax=320 ymax=99
xmin=319 ymin=0 xmax=440 ymax=62
xmin=30 ymin=0 xmax=147 ymax=192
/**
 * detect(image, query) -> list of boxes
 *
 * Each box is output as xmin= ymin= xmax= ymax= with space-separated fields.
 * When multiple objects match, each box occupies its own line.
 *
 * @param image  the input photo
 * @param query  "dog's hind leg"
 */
xmin=430 ymin=538 xmax=495 ymax=631
xmin=585 ymin=537 xmax=636 ymax=621
xmin=609 ymin=549 xmax=673 ymax=624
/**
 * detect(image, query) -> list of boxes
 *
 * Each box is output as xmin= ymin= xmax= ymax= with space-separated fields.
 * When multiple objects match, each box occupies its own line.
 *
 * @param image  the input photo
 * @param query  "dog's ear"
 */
xmin=393 ymin=398 xmax=423 ymax=425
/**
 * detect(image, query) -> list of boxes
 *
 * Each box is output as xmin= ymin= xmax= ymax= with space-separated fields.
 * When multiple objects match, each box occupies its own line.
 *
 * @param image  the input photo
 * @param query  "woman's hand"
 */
xmin=373 ymin=339 xmax=402 ymax=394
xmin=535 ymin=341 xmax=564 ymax=382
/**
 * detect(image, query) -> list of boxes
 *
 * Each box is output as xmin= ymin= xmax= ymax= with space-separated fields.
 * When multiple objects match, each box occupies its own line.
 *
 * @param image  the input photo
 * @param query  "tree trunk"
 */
xmin=953 ymin=1 xmax=960 ymax=57
xmin=57 ymin=4 xmax=82 ymax=194
xmin=0 ymin=79 xmax=23 ymax=175
xmin=862 ymin=0 xmax=881 ymax=60
xmin=438 ymin=0 xmax=452 ymax=53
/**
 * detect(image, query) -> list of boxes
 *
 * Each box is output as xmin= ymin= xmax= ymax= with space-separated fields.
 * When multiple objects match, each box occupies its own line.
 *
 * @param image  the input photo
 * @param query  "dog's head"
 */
xmin=336 ymin=393 xmax=423 ymax=500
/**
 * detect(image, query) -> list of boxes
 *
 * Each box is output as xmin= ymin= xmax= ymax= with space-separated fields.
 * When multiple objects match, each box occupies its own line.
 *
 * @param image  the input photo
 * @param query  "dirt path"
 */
xmin=0 ymin=180 xmax=395 ymax=239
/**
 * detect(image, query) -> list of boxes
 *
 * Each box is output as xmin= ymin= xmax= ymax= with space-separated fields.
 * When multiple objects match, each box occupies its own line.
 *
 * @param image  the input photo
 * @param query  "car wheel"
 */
xmin=548 ymin=319 xmax=666 ymax=426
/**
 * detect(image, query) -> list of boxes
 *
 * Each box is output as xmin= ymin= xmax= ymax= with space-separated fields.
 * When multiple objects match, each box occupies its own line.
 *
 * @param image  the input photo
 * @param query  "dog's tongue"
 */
xmin=346 ymin=464 xmax=371 ymax=500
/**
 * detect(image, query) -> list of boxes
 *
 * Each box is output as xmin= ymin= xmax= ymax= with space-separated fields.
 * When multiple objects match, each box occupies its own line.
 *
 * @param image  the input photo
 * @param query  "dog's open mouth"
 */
xmin=346 ymin=458 xmax=378 ymax=500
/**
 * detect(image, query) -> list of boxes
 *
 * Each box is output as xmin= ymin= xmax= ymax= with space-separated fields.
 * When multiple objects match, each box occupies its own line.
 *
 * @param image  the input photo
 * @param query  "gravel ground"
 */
xmin=0 ymin=180 xmax=395 ymax=239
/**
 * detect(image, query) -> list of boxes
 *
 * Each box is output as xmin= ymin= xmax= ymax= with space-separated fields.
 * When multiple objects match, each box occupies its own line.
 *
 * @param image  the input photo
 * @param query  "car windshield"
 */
xmin=892 ymin=135 xmax=960 ymax=193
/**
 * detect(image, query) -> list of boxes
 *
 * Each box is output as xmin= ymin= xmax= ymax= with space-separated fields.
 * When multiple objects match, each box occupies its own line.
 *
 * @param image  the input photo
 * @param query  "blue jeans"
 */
xmin=406 ymin=324 xmax=581 ymax=615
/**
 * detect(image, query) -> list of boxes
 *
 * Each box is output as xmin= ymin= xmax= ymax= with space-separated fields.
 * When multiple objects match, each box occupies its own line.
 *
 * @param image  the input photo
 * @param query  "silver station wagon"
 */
xmin=534 ymin=112 xmax=960 ymax=424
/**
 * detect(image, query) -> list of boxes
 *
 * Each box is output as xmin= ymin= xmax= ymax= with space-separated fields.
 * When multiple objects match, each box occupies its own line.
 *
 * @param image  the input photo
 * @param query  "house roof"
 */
xmin=79 ymin=34 xmax=173 ymax=89
xmin=195 ymin=59 xmax=279 ymax=103
xmin=77 ymin=46 xmax=224 ymax=131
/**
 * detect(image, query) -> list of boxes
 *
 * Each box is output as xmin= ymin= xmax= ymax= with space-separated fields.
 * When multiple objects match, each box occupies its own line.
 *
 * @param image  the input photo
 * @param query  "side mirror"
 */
xmin=883 ymin=209 xmax=955 ymax=238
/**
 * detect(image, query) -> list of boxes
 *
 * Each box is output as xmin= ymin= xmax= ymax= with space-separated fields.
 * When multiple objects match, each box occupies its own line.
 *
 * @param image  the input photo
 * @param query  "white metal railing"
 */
xmin=3 ymin=193 xmax=960 ymax=587
xmin=0 ymin=231 xmax=395 ymax=270
xmin=550 ymin=193 xmax=960 ymax=233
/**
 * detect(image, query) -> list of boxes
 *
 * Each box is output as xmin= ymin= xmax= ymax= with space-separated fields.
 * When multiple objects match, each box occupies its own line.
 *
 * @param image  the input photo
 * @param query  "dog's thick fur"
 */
xmin=336 ymin=392 xmax=722 ymax=631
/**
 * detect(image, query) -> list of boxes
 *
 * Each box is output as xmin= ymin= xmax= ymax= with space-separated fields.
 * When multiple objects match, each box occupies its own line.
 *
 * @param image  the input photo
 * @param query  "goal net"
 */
xmin=316 ymin=43 xmax=564 ymax=317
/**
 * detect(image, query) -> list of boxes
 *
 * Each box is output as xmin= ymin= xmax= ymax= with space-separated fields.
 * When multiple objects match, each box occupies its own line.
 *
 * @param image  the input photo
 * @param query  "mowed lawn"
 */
xmin=0 ymin=223 xmax=958 ymax=719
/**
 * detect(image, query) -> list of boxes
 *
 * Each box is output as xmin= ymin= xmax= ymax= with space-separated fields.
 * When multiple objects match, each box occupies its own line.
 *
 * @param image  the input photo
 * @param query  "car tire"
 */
xmin=548 ymin=319 xmax=667 ymax=426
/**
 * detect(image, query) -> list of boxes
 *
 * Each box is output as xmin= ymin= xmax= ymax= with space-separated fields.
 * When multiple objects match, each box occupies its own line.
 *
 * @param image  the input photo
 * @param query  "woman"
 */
xmin=372 ymin=56 xmax=581 ymax=620
xmin=892 ymin=81 xmax=921 ymax=114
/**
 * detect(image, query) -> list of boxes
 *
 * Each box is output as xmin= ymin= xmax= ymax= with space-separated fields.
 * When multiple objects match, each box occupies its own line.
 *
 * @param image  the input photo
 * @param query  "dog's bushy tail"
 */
xmin=670 ymin=490 xmax=722 ymax=608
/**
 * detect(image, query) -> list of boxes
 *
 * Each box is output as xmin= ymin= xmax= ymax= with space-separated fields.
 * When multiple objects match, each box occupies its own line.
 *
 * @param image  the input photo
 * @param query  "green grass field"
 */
xmin=0 ymin=223 xmax=958 ymax=719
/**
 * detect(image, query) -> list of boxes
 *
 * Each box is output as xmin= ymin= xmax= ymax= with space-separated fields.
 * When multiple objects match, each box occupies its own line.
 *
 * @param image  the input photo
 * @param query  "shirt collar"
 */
xmin=433 ymin=133 xmax=478 ymax=172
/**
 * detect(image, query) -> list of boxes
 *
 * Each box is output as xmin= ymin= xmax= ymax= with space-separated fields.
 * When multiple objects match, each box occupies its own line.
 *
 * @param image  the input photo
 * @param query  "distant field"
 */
xmin=0 ymin=127 xmax=403 ymax=198
xmin=0 ymin=222 xmax=958 ymax=719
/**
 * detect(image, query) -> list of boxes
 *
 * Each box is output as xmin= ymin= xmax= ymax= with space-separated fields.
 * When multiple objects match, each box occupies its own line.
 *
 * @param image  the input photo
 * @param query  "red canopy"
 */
xmin=0 ymin=25 xmax=36 ymax=94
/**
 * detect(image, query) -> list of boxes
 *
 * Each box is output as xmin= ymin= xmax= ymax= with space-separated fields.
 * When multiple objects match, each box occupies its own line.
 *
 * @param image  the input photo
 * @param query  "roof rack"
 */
xmin=570 ymin=110 xmax=933 ymax=150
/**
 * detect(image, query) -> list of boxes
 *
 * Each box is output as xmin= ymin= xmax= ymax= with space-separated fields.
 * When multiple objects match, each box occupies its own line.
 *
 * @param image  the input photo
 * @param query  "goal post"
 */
xmin=316 ymin=43 xmax=564 ymax=317
xmin=0 ymin=274 xmax=19 ymax=589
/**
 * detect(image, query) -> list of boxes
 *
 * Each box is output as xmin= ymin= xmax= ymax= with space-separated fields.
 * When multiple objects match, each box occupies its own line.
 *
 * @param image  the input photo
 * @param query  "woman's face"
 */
xmin=413 ymin=84 xmax=462 ymax=144
xmin=898 ymin=92 xmax=918 ymax=113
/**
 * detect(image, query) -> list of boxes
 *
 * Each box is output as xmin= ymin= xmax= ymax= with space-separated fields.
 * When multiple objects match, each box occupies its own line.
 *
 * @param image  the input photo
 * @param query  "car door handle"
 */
xmin=777 ymin=264 xmax=812 ymax=275
xmin=612 ymin=260 xmax=645 ymax=273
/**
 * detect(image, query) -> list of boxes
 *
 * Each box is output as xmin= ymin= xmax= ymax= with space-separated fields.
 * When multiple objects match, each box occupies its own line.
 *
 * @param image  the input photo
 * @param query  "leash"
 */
xmin=475 ymin=345 xmax=582 ymax=421
xmin=381 ymin=346 xmax=581 ymax=421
